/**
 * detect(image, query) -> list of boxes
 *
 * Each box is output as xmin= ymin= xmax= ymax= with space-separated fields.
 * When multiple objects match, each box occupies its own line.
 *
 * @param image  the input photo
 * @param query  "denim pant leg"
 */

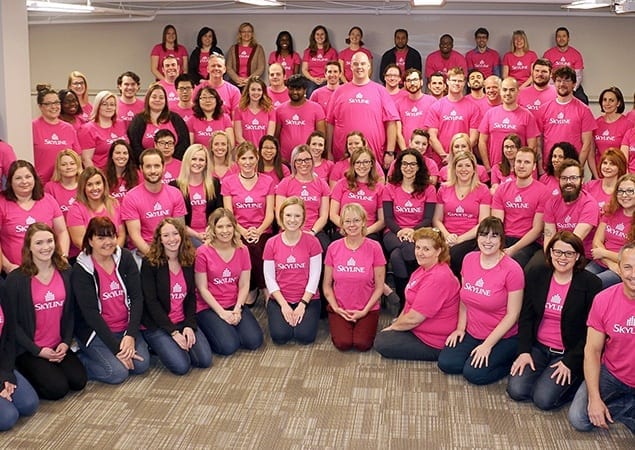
xmin=236 ymin=306 xmax=264 ymax=351
xmin=143 ymin=328 xmax=192 ymax=375
xmin=189 ymin=328 xmax=213 ymax=369
xmin=507 ymin=344 xmax=552 ymax=402
xmin=267 ymin=300 xmax=295 ymax=345
xmin=531 ymin=352 xmax=582 ymax=411
xmin=292 ymin=300 xmax=321 ymax=345
xmin=374 ymin=330 xmax=441 ymax=361
xmin=438 ymin=333 xmax=480 ymax=375
xmin=568 ymin=381 xmax=593 ymax=431
xmin=125 ymin=332 xmax=150 ymax=375
xmin=462 ymin=336 xmax=519 ymax=385
xmin=78 ymin=334 xmax=130 ymax=384
xmin=196 ymin=308 xmax=241 ymax=356
xmin=0 ymin=371 xmax=39 ymax=431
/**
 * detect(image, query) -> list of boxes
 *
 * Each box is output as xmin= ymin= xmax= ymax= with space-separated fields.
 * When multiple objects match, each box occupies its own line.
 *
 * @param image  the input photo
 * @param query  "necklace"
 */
xmin=240 ymin=172 xmax=256 ymax=180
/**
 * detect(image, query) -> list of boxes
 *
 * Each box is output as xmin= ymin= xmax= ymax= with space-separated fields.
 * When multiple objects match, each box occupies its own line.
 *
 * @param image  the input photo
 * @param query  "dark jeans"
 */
xmin=16 ymin=350 xmax=87 ymax=400
xmin=504 ymin=237 xmax=540 ymax=268
xmin=143 ymin=327 xmax=212 ymax=375
xmin=196 ymin=307 xmax=263 ymax=356
xmin=383 ymin=231 xmax=415 ymax=279
xmin=449 ymin=239 xmax=478 ymax=278
xmin=0 ymin=371 xmax=39 ymax=431
xmin=267 ymin=299 xmax=321 ymax=345
xmin=374 ymin=330 xmax=441 ymax=361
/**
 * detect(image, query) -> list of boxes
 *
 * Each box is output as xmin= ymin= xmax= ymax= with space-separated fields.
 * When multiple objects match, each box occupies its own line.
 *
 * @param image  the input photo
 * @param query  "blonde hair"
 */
xmin=91 ymin=90 xmax=118 ymax=124
xmin=175 ymin=144 xmax=217 ymax=201
xmin=447 ymin=151 xmax=481 ymax=192
xmin=51 ymin=149 xmax=82 ymax=183
xmin=340 ymin=202 xmax=368 ymax=237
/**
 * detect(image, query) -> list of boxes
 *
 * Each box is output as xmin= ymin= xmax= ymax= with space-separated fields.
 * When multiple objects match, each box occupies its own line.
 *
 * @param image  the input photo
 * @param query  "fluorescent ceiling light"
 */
xmin=26 ymin=1 xmax=95 ymax=13
xmin=237 ymin=0 xmax=284 ymax=6
xmin=562 ymin=0 xmax=612 ymax=9
xmin=411 ymin=0 xmax=446 ymax=5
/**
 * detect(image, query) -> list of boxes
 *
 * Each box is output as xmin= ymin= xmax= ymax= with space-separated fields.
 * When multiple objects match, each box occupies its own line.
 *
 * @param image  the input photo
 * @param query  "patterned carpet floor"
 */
xmin=2 ymin=307 xmax=633 ymax=449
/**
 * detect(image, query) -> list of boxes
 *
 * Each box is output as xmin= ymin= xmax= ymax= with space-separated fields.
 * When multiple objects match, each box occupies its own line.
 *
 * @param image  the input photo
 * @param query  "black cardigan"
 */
xmin=6 ymin=268 xmax=74 ymax=357
xmin=0 ymin=281 xmax=17 ymax=385
xmin=127 ymin=112 xmax=190 ymax=164
xmin=169 ymin=178 xmax=223 ymax=227
xmin=379 ymin=45 xmax=423 ymax=84
xmin=140 ymin=260 xmax=197 ymax=333
xmin=518 ymin=264 xmax=602 ymax=375
xmin=72 ymin=248 xmax=144 ymax=355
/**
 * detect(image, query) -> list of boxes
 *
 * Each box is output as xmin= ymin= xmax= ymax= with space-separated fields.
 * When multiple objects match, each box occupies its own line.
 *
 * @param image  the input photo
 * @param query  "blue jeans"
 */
xmin=196 ymin=307 xmax=263 ymax=356
xmin=374 ymin=330 xmax=441 ymax=361
xmin=77 ymin=332 xmax=150 ymax=384
xmin=143 ymin=327 xmax=212 ymax=375
xmin=267 ymin=299 xmax=321 ymax=345
xmin=507 ymin=344 xmax=581 ymax=410
xmin=568 ymin=365 xmax=635 ymax=433
xmin=585 ymin=261 xmax=622 ymax=289
xmin=438 ymin=332 xmax=518 ymax=385
xmin=0 ymin=371 xmax=39 ymax=431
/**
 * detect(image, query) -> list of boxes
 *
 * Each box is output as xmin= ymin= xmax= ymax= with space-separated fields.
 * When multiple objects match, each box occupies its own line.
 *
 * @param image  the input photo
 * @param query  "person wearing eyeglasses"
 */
xmin=170 ymin=74 xmax=194 ymax=124
xmin=226 ymin=23 xmax=266 ymax=90
xmin=587 ymin=174 xmax=635 ymax=289
xmin=508 ymin=231 xmax=601 ymax=410
xmin=438 ymin=216 xmax=524 ymax=385
xmin=153 ymin=130 xmax=181 ymax=185
xmin=395 ymin=69 xmax=436 ymax=152
xmin=67 ymin=71 xmax=92 ymax=121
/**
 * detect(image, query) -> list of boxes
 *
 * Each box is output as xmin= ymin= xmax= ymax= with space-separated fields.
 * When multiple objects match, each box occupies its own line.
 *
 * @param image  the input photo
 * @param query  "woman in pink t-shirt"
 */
xmin=490 ymin=134 xmax=521 ymax=194
xmin=588 ymin=174 xmax=635 ymax=288
xmin=188 ymin=27 xmax=223 ymax=85
xmin=141 ymin=218 xmax=212 ymax=374
xmin=194 ymin=208 xmax=263 ymax=355
xmin=438 ymin=133 xmax=489 ymax=185
xmin=67 ymin=71 xmax=92 ymax=121
xmin=375 ymin=227 xmax=460 ymax=361
xmin=338 ymin=26 xmax=373 ymax=83
xmin=268 ymin=31 xmax=301 ymax=80
xmin=44 ymin=149 xmax=82 ymax=221
xmin=7 ymin=223 xmax=87 ymax=400
xmin=0 ymin=161 xmax=70 ymax=274
xmin=302 ymin=25 xmax=338 ymax=97
xmin=226 ymin=22 xmax=266 ymax=89
xmin=189 ymin=87 xmax=235 ymax=148
xmin=438 ymin=216 xmax=524 ymax=385
xmin=508 ymin=231 xmax=601 ymax=410
xmin=105 ymin=140 xmax=139 ymax=201
xmin=209 ymin=131 xmax=235 ymax=180
xmin=233 ymin=77 xmax=276 ymax=146
xmin=502 ymin=30 xmax=537 ymax=89
xmin=584 ymin=149 xmax=627 ymax=214
xmin=539 ymin=142 xmax=579 ymax=194
xmin=433 ymin=151 xmax=491 ymax=277
xmin=257 ymin=135 xmax=290 ymax=185
xmin=150 ymin=24 xmax=188 ymax=81
xmin=323 ymin=203 xmax=386 ymax=352
xmin=307 ymin=131 xmax=333 ymax=180
xmin=58 ymin=89 xmax=85 ymax=132
xmin=264 ymin=197 xmax=323 ymax=345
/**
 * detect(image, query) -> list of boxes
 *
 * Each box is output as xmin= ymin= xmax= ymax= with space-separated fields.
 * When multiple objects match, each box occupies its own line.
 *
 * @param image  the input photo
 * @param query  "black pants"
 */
xmin=16 ymin=350 xmax=87 ymax=400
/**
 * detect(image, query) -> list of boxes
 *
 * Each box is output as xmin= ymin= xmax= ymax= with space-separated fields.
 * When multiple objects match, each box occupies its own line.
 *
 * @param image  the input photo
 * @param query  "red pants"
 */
xmin=327 ymin=305 xmax=379 ymax=352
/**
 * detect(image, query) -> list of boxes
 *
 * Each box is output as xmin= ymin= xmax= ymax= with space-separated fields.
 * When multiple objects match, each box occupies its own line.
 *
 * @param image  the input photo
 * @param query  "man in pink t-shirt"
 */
xmin=543 ymin=27 xmax=585 ymax=94
xmin=159 ymin=56 xmax=180 ymax=110
xmin=465 ymin=28 xmax=501 ymax=78
xmin=518 ymin=58 xmax=557 ymax=121
xmin=309 ymin=61 xmax=341 ymax=114
xmin=478 ymin=77 xmax=539 ymax=170
xmin=275 ymin=75 xmax=326 ymax=162
xmin=395 ymin=69 xmax=436 ymax=151
xmin=170 ymin=74 xmax=194 ymax=123
xmin=194 ymin=54 xmax=241 ymax=117
xmin=568 ymin=242 xmax=635 ymax=434
xmin=326 ymin=52 xmax=398 ymax=168
xmin=267 ymin=63 xmax=289 ymax=109
xmin=427 ymin=72 xmax=446 ymax=101
xmin=121 ymin=148 xmax=186 ymax=258
xmin=424 ymin=34 xmax=468 ymax=83
xmin=116 ymin=71 xmax=143 ymax=124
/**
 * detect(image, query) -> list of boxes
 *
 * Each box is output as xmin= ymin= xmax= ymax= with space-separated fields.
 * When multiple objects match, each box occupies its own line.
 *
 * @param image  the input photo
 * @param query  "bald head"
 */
xmin=351 ymin=52 xmax=371 ymax=83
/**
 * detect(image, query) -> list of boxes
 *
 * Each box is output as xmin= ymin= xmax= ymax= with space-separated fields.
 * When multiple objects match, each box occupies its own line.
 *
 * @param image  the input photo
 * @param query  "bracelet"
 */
xmin=301 ymin=299 xmax=310 ymax=306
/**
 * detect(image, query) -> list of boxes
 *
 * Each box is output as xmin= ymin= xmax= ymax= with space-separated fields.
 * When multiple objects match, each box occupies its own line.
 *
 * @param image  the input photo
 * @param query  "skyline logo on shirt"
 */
xmin=171 ymin=282 xmax=186 ymax=302
xmin=548 ymin=111 xmax=571 ymax=125
xmin=213 ymin=267 xmax=238 ymax=285
xmin=442 ymin=110 xmax=464 ymax=121
xmin=505 ymin=193 xmax=529 ymax=209
xmin=348 ymin=92 xmax=370 ymax=105
xmin=405 ymin=106 xmax=423 ymax=118
xmin=168 ymin=92 xmax=178 ymax=102
xmin=245 ymin=118 xmax=266 ymax=131
xmin=613 ymin=315 xmax=635 ymax=334
xmin=493 ymin=117 xmax=518 ymax=130
xmin=191 ymin=191 xmax=206 ymax=206
xmin=606 ymin=222 xmax=628 ymax=240
xmin=35 ymin=290 xmax=65 ymax=311
xmin=278 ymin=253 xmax=306 ymax=270
xmin=464 ymin=277 xmax=491 ymax=296
xmin=545 ymin=293 xmax=564 ymax=312
xmin=347 ymin=189 xmax=374 ymax=202
xmin=16 ymin=215 xmax=37 ymax=233
xmin=235 ymin=194 xmax=262 ymax=209
xmin=525 ymin=99 xmax=542 ymax=112
xmin=395 ymin=198 xmax=422 ymax=214
xmin=595 ymin=129 xmax=616 ymax=142
xmin=515 ymin=61 xmax=528 ymax=71
xmin=146 ymin=201 xmax=171 ymax=219
xmin=336 ymin=256 xmax=365 ymax=273
xmin=285 ymin=113 xmax=307 ymax=126
xmin=44 ymin=133 xmax=69 ymax=146
xmin=103 ymin=279 xmax=124 ymax=300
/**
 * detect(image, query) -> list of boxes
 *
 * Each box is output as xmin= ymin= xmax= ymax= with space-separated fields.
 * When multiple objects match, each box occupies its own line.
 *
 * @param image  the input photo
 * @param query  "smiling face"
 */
xmin=503 ymin=138 xmax=519 ymax=162
xmin=477 ymin=229 xmax=502 ymax=256
xmin=409 ymin=134 xmax=429 ymax=154
xmin=248 ymin=81 xmax=263 ymax=103
xmin=70 ymin=76 xmax=86 ymax=97
xmin=351 ymin=53 xmax=371 ymax=83
xmin=259 ymin=140 xmax=277 ymax=163
xmin=468 ymin=71 xmax=484 ymax=90
xmin=141 ymin=154 xmax=164 ymax=185
xmin=238 ymin=149 xmax=258 ymax=174
xmin=601 ymin=91 xmax=620 ymax=115
xmin=550 ymin=240 xmax=578 ymax=275
xmin=207 ymin=56 xmax=226 ymax=80
xmin=532 ymin=64 xmax=551 ymax=88
xmin=85 ymin=173 xmax=105 ymax=203
xmin=189 ymin=149 xmax=207 ymax=175
xmin=112 ymin=144 xmax=129 ymax=169
xmin=160 ymin=222 xmax=181 ymax=256
xmin=314 ymin=28 xmax=326 ymax=46
xmin=514 ymin=150 xmax=535 ymax=180
xmin=89 ymin=233 xmax=117 ymax=259
xmin=30 ymin=230 xmax=56 ymax=265
xmin=211 ymin=134 xmax=228 ymax=159
xmin=428 ymin=75 xmax=445 ymax=97
xmin=551 ymin=147 xmax=565 ymax=172
xmin=559 ymin=165 xmax=582 ymax=202
xmin=268 ymin=64 xmax=284 ymax=88
xmin=294 ymin=151 xmax=313 ymax=177
xmin=41 ymin=93 xmax=62 ymax=121
xmin=600 ymin=157 xmax=620 ymax=179
xmin=415 ymin=238 xmax=442 ymax=269
xmin=98 ymin=95 xmax=117 ymax=122
xmin=618 ymin=248 xmax=635 ymax=297
xmin=501 ymin=78 xmax=518 ymax=106
xmin=616 ymin=179 xmax=635 ymax=211
xmin=384 ymin=68 xmax=401 ymax=89
xmin=554 ymin=76 xmax=574 ymax=98
xmin=60 ymin=92 xmax=78 ymax=116
xmin=59 ymin=154 xmax=79 ymax=179
xmin=214 ymin=216 xmax=234 ymax=244
xmin=148 ymin=88 xmax=166 ymax=113
xmin=198 ymin=90 xmax=217 ymax=113
xmin=353 ymin=151 xmax=373 ymax=179
xmin=162 ymin=57 xmax=179 ymax=81
xmin=451 ymin=137 xmax=470 ymax=155
xmin=11 ymin=167 xmax=35 ymax=198
xmin=282 ymin=203 xmax=304 ymax=232
xmin=308 ymin=135 xmax=325 ymax=159
xmin=341 ymin=209 xmax=364 ymax=238
xmin=455 ymin=158 xmax=475 ymax=183
xmin=346 ymin=134 xmax=364 ymax=154
xmin=400 ymin=154 xmax=419 ymax=181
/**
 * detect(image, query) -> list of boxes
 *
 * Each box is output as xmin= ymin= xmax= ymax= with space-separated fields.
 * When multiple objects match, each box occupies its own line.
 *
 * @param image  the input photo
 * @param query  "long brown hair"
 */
xmin=146 ymin=218 xmax=195 ymax=267
xmin=20 ymin=223 xmax=69 ymax=276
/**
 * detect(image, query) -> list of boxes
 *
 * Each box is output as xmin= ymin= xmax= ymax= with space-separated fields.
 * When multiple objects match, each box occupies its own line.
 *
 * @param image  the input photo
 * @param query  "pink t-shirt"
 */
xmin=268 ymin=87 xmax=290 ymax=109
xmin=436 ymin=183 xmax=491 ymax=235
xmin=158 ymin=79 xmax=179 ymax=110
xmin=263 ymin=232 xmax=322 ymax=302
xmin=309 ymin=86 xmax=337 ymax=114
xmin=543 ymin=46 xmax=584 ymax=70
xmin=394 ymin=48 xmax=408 ymax=75
xmin=593 ymin=115 xmax=633 ymax=165
xmin=338 ymin=47 xmax=373 ymax=81
xmin=331 ymin=179 xmax=384 ymax=227
xmin=195 ymin=244 xmax=251 ymax=310
xmin=44 ymin=182 xmax=77 ymax=219
xmin=625 ymin=110 xmax=635 ymax=125
xmin=193 ymin=82 xmax=241 ymax=118
xmin=302 ymin=47 xmax=338 ymax=78
xmin=67 ymin=200 xmax=122 ymax=230
xmin=600 ymin=209 xmax=633 ymax=261
xmin=405 ymin=263 xmax=460 ymax=349
xmin=460 ymin=252 xmax=524 ymax=340
xmin=543 ymin=190 xmax=599 ymax=258
xmin=276 ymin=101 xmax=325 ymax=161
xmin=478 ymin=105 xmax=540 ymax=166
xmin=233 ymin=107 xmax=275 ymax=147
xmin=162 ymin=159 xmax=182 ymax=185
xmin=423 ymin=96 xmax=481 ymax=165
xmin=78 ymin=121 xmax=128 ymax=169
xmin=120 ymin=183 xmax=187 ymax=245
xmin=502 ymin=51 xmax=538 ymax=85
xmin=260 ymin=165 xmax=290 ymax=185
xmin=313 ymin=159 xmax=334 ymax=180
xmin=275 ymin=176 xmax=330 ymax=231
xmin=32 ymin=118 xmax=81 ymax=183
xmin=236 ymin=45 xmax=254 ymax=78
xmin=424 ymin=50 xmax=468 ymax=79
xmin=94 ymin=260 xmax=129 ymax=333
xmin=0 ymin=194 xmax=63 ymax=265
xmin=586 ymin=284 xmax=635 ymax=387
xmin=538 ymin=98 xmax=597 ymax=168
xmin=536 ymin=277 xmax=570 ymax=350
xmin=188 ymin=114 xmax=232 ymax=146
xmin=327 ymin=81 xmax=399 ymax=162
xmin=395 ymin=95 xmax=437 ymax=149
xmin=268 ymin=51 xmax=301 ymax=79
xmin=517 ymin=85 xmax=557 ymax=120
xmin=0 ymin=141 xmax=17 ymax=184
xmin=383 ymin=183 xmax=437 ymax=229
xmin=325 ymin=238 xmax=386 ymax=311
xmin=465 ymin=48 xmax=501 ymax=78
xmin=188 ymin=183 xmax=208 ymax=233
xmin=110 ymin=177 xmax=133 ymax=201
xmin=150 ymin=43 xmax=188 ymax=77
xmin=171 ymin=104 xmax=194 ymax=124
xmin=167 ymin=268 xmax=186 ymax=325
xmin=584 ymin=179 xmax=610 ymax=213
xmin=539 ymin=173 xmax=561 ymax=197
xmin=118 ymin=99 xmax=144 ymax=124
xmin=197 ymin=50 xmax=211 ymax=80
xmin=31 ymin=270 xmax=65 ymax=348
xmin=140 ymin=122 xmax=178 ymax=151
xmin=221 ymin=174 xmax=274 ymax=231
xmin=622 ymin=128 xmax=635 ymax=173
xmin=491 ymin=179 xmax=548 ymax=238
xmin=329 ymin=159 xmax=384 ymax=186
xmin=438 ymin=164 xmax=489 ymax=185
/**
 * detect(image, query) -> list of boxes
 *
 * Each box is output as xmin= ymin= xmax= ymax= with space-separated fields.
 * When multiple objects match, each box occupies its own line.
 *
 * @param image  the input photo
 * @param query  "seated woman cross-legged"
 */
xmin=438 ymin=216 xmax=524 ymax=385
xmin=374 ymin=227 xmax=460 ymax=361
xmin=72 ymin=217 xmax=150 ymax=384
xmin=141 ymin=218 xmax=213 ymax=375
xmin=323 ymin=203 xmax=386 ymax=352
xmin=508 ymin=231 xmax=601 ymax=410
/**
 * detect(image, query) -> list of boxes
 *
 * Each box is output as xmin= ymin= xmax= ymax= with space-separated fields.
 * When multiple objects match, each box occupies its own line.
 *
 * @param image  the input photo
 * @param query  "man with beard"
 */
xmin=193 ymin=53 xmax=240 ymax=116
xmin=395 ymin=69 xmax=436 ymax=150
xmin=379 ymin=29 xmax=422 ymax=85
xmin=310 ymin=61 xmax=342 ymax=113
xmin=518 ymin=58 xmax=556 ymax=120
xmin=478 ymin=77 xmax=539 ymax=171
xmin=465 ymin=28 xmax=501 ymax=78
xmin=121 ymin=148 xmax=186 ymax=259
xmin=424 ymin=34 xmax=467 ymax=83
xmin=267 ymin=63 xmax=289 ymax=109
xmin=116 ymin=71 xmax=143 ymax=123
xmin=275 ymin=74 xmax=326 ymax=162
xmin=468 ymin=70 xmax=485 ymax=100
xmin=491 ymin=147 xmax=548 ymax=267
xmin=327 ymin=52 xmax=398 ymax=167
xmin=158 ymin=56 xmax=180 ymax=109
xmin=538 ymin=66 xmax=595 ymax=171
xmin=543 ymin=27 xmax=588 ymax=104
xmin=427 ymin=72 xmax=446 ymax=100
